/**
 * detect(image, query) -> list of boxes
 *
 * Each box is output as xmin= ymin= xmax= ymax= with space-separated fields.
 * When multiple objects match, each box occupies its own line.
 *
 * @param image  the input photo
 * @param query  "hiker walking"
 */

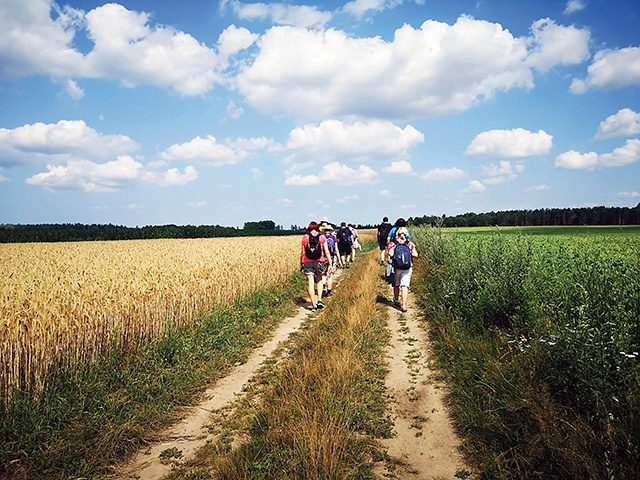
xmin=301 ymin=221 xmax=332 ymax=311
xmin=349 ymin=223 xmax=360 ymax=263
xmin=377 ymin=216 xmax=392 ymax=265
xmin=336 ymin=222 xmax=353 ymax=268
xmin=387 ymin=227 xmax=418 ymax=313
xmin=320 ymin=222 xmax=339 ymax=297
xmin=387 ymin=217 xmax=411 ymax=244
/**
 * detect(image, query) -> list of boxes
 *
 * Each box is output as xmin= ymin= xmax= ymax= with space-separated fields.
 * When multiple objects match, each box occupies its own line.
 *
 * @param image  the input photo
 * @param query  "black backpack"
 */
xmin=378 ymin=223 xmax=392 ymax=242
xmin=337 ymin=227 xmax=352 ymax=244
xmin=305 ymin=233 xmax=322 ymax=260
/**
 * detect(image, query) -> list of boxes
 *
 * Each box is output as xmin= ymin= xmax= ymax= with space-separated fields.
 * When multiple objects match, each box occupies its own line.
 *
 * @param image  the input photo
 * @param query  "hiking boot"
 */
xmin=317 ymin=300 xmax=325 ymax=309
xmin=325 ymin=290 xmax=332 ymax=298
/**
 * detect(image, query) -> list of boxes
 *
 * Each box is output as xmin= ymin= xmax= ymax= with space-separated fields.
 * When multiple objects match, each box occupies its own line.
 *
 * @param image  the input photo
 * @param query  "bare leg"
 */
xmin=307 ymin=274 xmax=317 ymax=308
xmin=400 ymin=286 xmax=409 ymax=311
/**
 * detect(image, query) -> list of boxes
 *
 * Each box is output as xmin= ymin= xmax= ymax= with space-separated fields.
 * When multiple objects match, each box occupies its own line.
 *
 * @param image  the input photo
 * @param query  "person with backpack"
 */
xmin=387 ymin=217 xmax=411 ymax=245
xmin=377 ymin=216 xmax=392 ymax=265
xmin=320 ymin=222 xmax=339 ymax=297
xmin=301 ymin=221 xmax=332 ymax=311
xmin=336 ymin=221 xmax=353 ymax=268
xmin=387 ymin=227 xmax=418 ymax=312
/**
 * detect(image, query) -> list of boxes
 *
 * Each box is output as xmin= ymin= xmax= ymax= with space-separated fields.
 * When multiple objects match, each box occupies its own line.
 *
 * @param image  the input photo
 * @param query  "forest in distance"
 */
xmin=1 ymin=203 xmax=640 ymax=243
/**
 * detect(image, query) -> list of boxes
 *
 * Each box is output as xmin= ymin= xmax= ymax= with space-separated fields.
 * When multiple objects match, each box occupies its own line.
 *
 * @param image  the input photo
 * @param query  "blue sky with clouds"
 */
xmin=1 ymin=0 xmax=639 ymax=228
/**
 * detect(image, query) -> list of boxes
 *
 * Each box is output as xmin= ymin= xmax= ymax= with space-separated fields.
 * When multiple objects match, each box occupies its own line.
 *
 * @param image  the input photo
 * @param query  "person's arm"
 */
xmin=411 ymin=242 xmax=418 ymax=257
xmin=300 ymin=237 xmax=307 ymax=264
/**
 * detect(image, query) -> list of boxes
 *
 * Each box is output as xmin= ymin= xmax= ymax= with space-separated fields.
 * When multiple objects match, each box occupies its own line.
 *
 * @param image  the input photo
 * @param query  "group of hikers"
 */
xmin=300 ymin=216 xmax=418 ymax=313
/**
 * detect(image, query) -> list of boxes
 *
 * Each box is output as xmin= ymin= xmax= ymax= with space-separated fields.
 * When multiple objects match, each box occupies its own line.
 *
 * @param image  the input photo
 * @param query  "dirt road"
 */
xmin=110 ymin=261 xmax=468 ymax=479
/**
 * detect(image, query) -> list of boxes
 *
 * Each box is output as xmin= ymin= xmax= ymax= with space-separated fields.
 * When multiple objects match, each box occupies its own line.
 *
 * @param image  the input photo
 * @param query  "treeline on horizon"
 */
xmin=406 ymin=203 xmax=640 ymax=229
xmin=0 ymin=220 xmax=292 ymax=243
xmin=2 ymin=204 xmax=639 ymax=243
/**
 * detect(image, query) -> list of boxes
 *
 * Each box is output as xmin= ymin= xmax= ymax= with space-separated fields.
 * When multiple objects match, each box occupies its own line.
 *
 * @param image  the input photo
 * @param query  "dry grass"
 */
xmin=0 ymin=236 xmax=300 ymax=406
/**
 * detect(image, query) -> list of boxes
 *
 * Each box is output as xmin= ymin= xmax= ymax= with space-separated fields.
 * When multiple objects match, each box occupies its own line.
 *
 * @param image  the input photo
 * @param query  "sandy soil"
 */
xmin=109 ymin=266 xmax=469 ymax=480
xmin=374 ymin=290 xmax=468 ymax=479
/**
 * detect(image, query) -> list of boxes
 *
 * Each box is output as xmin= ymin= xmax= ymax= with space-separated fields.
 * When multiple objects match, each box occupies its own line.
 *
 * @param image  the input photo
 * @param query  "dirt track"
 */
xmin=110 ymin=260 xmax=467 ymax=479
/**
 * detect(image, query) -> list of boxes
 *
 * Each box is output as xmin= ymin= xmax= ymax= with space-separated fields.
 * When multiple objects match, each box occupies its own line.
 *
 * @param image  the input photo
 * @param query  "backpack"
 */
xmin=392 ymin=242 xmax=412 ymax=270
xmin=326 ymin=235 xmax=336 ymax=256
xmin=378 ymin=223 xmax=392 ymax=242
xmin=305 ymin=233 xmax=322 ymax=260
xmin=337 ymin=227 xmax=352 ymax=244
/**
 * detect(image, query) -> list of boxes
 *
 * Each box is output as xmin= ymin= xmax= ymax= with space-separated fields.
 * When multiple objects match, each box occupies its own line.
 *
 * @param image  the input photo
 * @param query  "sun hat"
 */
xmin=320 ymin=221 xmax=334 ymax=232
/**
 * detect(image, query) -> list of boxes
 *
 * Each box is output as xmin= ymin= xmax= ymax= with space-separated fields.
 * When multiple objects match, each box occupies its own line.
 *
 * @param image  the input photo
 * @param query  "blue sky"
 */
xmin=1 ymin=0 xmax=639 ymax=228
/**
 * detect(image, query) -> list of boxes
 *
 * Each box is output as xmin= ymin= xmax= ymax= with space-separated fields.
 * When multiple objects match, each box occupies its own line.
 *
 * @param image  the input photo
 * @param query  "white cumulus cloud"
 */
xmin=564 ymin=0 xmax=587 ymax=15
xmin=25 ymin=155 xmax=199 ymax=192
xmin=526 ymin=18 xmax=590 ymax=73
xmin=236 ymin=16 xmax=538 ymax=119
xmin=160 ymin=135 xmax=271 ymax=167
xmin=222 ymin=0 xmax=332 ymax=28
xmin=466 ymin=128 xmax=553 ymax=158
xmin=285 ymin=119 xmax=424 ymax=163
xmin=571 ymin=47 xmax=640 ymax=93
xmin=382 ymin=160 xmax=414 ymax=175
xmin=0 ymin=120 xmax=139 ymax=166
xmin=594 ymin=108 xmax=640 ymax=140
xmin=555 ymin=139 xmax=640 ymax=169
xmin=420 ymin=167 xmax=466 ymax=182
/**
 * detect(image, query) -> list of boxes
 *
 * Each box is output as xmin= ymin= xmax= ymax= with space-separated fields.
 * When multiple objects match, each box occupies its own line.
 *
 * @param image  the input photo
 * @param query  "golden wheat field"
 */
xmin=0 ymin=236 xmax=300 ymax=405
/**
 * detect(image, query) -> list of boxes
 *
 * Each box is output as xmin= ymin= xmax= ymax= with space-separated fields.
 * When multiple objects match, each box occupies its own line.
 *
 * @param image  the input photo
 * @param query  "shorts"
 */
xmin=302 ymin=261 xmax=328 ymax=277
xmin=338 ymin=243 xmax=352 ymax=256
xmin=378 ymin=240 xmax=387 ymax=251
xmin=393 ymin=267 xmax=412 ymax=288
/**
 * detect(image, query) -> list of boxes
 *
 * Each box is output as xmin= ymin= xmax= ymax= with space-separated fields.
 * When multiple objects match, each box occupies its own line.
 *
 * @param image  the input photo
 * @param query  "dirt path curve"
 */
xmin=111 ymin=302 xmax=314 ymax=480
xmin=375 ymin=288 xmax=468 ymax=479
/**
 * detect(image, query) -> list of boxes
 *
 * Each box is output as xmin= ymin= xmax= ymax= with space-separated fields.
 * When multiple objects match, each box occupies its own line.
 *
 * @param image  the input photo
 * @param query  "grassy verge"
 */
xmin=0 ymin=273 xmax=304 ymax=479
xmin=167 ymin=249 xmax=392 ymax=479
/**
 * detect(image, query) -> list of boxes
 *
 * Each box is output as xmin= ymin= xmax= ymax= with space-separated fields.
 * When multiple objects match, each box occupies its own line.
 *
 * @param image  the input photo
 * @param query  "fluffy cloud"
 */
xmin=236 ymin=16 xmax=589 ymax=120
xmin=0 ymin=1 xmax=221 ymax=95
xmin=563 ymin=0 xmax=587 ymax=15
xmin=222 ymin=0 xmax=332 ymax=28
xmin=571 ymin=47 xmax=640 ymax=93
xmin=160 ymin=135 xmax=272 ymax=166
xmin=25 ymin=156 xmax=198 ymax=192
xmin=285 ymin=162 xmax=378 ymax=186
xmin=481 ymin=160 xmax=525 ymax=184
xmin=466 ymin=128 xmax=553 ymax=158
xmin=382 ymin=160 xmax=414 ymax=175
xmin=285 ymin=119 xmax=424 ymax=163
xmin=555 ymin=139 xmax=640 ymax=169
xmin=0 ymin=120 xmax=139 ymax=166
xmin=594 ymin=108 xmax=640 ymax=140
xmin=526 ymin=19 xmax=590 ymax=73
xmin=420 ymin=167 xmax=466 ymax=182
xmin=462 ymin=180 xmax=486 ymax=194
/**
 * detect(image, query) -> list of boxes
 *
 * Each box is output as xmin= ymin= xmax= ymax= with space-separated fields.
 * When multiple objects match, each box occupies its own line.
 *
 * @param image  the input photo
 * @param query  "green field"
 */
xmin=412 ymin=225 xmax=640 ymax=479
xmin=448 ymin=224 xmax=640 ymax=235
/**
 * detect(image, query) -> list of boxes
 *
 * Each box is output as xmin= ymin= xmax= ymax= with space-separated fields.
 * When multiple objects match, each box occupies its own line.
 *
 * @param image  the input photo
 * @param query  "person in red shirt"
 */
xmin=300 ymin=221 xmax=332 ymax=311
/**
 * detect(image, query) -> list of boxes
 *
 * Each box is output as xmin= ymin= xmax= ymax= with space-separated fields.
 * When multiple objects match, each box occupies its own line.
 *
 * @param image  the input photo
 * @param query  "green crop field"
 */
xmin=412 ymin=225 xmax=640 ymax=479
